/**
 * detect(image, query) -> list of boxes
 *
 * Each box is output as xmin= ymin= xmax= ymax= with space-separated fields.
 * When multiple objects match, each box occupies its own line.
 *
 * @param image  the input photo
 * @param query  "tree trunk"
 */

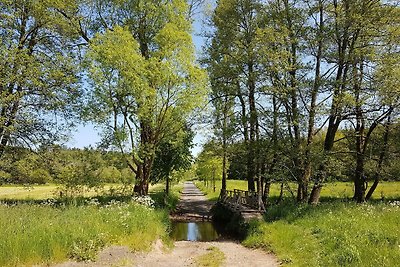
xmin=353 ymin=58 xmax=366 ymax=203
xmin=283 ymin=0 xmax=302 ymax=201
xmin=134 ymin=121 xmax=155 ymax=196
xmin=366 ymin=116 xmax=391 ymax=200
xmin=221 ymin=96 xmax=228 ymax=195
xmin=263 ymin=181 xmax=271 ymax=205
xmin=299 ymin=0 xmax=324 ymax=203
xmin=165 ymin=175 xmax=170 ymax=195
xmin=247 ymin=61 xmax=257 ymax=192
xmin=309 ymin=0 xmax=352 ymax=204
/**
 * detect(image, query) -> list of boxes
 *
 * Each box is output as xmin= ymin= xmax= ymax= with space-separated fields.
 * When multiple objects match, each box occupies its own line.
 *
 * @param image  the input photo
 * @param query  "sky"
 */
xmin=67 ymin=10 xmax=209 ymax=156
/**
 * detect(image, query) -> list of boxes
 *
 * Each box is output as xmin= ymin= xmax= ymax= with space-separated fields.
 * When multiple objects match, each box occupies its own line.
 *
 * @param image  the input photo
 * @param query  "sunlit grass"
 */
xmin=196 ymin=180 xmax=400 ymax=201
xmin=0 ymin=184 xmax=59 ymax=200
xmin=0 ymin=201 xmax=169 ymax=266
xmin=196 ymin=180 xmax=400 ymax=266
xmin=0 ymin=182 xmax=183 ymax=266
xmin=244 ymin=201 xmax=400 ymax=266
xmin=0 ymin=183 xmax=165 ymax=200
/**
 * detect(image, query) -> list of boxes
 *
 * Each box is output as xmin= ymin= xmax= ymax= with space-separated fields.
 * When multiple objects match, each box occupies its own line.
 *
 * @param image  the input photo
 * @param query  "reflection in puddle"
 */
xmin=171 ymin=222 xmax=219 ymax=241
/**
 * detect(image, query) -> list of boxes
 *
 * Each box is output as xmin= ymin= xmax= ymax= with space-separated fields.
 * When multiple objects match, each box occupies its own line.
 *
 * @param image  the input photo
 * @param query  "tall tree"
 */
xmin=208 ymin=0 xmax=264 ymax=192
xmin=85 ymin=1 xmax=207 ymax=195
xmin=309 ymin=0 xmax=400 ymax=203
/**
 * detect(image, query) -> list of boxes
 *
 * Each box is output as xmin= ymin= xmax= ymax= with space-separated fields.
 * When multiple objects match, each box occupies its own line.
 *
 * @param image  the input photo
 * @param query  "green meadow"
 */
xmin=0 ymin=184 xmax=180 ymax=266
xmin=198 ymin=180 xmax=400 ymax=266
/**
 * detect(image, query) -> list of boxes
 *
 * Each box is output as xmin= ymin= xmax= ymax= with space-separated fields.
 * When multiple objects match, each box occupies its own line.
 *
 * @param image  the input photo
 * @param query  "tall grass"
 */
xmin=196 ymin=180 xmax=400 ymax=266
xmin=244 ymin=201 xmax=400 ymax=266
xmin=0 ymin=200 xmax=170 ymax=266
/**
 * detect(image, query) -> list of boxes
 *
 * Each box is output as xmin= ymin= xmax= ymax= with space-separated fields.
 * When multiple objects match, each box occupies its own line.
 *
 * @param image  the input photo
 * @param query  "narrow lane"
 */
xmin=170 ymin=181 xmax=214 ymax=221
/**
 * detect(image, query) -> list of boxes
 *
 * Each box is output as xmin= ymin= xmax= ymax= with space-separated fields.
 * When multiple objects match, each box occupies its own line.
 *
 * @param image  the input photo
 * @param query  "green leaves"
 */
xmin=84 ymin=0 xmax=208 ymax=192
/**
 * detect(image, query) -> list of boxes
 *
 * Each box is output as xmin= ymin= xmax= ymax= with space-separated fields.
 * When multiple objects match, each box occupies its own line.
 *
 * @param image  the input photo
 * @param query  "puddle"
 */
xmin=170 ymin=222 xmax=220 ymax=241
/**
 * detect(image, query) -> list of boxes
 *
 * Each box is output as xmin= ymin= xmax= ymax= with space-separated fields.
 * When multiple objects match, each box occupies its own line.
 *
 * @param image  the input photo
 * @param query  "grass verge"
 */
xmin=0 ymin=201 xmax=169 ymax=266
xmin=243 ymin=201 xmax=400 ymax=266
xmin=0 ymin=183 xmax=183 ymax=266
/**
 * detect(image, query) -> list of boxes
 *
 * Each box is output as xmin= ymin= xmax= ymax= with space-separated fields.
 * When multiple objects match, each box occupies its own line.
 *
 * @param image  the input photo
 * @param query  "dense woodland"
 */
xmin=1 ymin=0 xmax=399 ymax=205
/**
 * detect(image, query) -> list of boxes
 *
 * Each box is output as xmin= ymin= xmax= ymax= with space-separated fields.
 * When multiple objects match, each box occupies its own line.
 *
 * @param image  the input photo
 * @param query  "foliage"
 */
xmin=85 ymin=0 xmax=208 ymax=195
xmin=195 ymin=141 xmax=224 ymax=183
xmin=151 ymin=125 xmax=194 ymax=184
xmin=0 ymin=146 xmax=133 ymax=196
xmin=203 ymin=0 xmax=400 ymax=203
xmin=0 ymin=0 xmax=82 ymax=155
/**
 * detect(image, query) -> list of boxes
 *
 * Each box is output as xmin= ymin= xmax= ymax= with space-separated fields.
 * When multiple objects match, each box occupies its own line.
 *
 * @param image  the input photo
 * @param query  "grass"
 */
xmin=194 ymin=246 xmax=226 ymax=267
xmin=0 ymin=182 xmax=183 ymax=266
xmin=196 ymin=180 xmax=400 ymax=266
xmin=0 ymin=201 xmax=169 ymax=266
xmin=0 ymin=183 xmax=164 ymax=200
xmin=243 ymin=201 xmax=400 ymax=266
xmin=0 ymin=184 xmax=59 ymax=200
xmin=195 ymin=180 xmax=400 ymax=201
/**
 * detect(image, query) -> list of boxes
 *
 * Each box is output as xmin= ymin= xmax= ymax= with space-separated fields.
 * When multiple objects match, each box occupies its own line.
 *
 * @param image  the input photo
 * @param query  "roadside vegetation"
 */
xmin=244 ymin=201 xmax=400 ymax=267
xmin=197 ymin=180 xmax=400 ymax=266
xmin=0 ymin=184 xmax=181 ymax=266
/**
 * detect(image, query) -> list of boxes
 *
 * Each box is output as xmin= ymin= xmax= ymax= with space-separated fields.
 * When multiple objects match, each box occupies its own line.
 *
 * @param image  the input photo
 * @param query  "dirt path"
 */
xmin=170 ymin=181 xmax=214 ymax=221
xmin=53 ymin=182 xmax=279 ymax=267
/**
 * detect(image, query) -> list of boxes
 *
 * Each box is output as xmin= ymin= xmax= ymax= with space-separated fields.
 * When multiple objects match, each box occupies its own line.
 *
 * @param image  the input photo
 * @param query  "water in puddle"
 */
xmin=171 ymin=222 xmax=219 ymax=241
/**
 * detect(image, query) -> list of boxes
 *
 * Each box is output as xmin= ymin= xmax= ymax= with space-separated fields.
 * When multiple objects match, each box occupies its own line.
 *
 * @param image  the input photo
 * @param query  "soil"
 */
xmin=52 ymin=182 xmax=279 ymax=267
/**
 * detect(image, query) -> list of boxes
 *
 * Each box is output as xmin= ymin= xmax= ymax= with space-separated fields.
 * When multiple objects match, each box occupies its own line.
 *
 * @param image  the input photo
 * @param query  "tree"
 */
xmin=0 ymin=0 xmax=82 ymax=156
xmin=85 ymin=0 xmax=207 ymax=195
xmin=207 ymin=0 xmax=266 ymax=192
xmin=309 ymin=0 xmax=400 ymax=203
xmin=196 ymin=143 xmax=223 ymax=190
xmin=152 ymin=125 xmax=194 ymax=195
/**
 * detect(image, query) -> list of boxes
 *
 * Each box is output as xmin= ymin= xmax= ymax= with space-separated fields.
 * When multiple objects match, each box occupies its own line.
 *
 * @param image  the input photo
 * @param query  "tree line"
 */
xmin=204 ymin=0 xmax=400 ymax=204
xmin=1 ymin=0 xmax=399 ymax=203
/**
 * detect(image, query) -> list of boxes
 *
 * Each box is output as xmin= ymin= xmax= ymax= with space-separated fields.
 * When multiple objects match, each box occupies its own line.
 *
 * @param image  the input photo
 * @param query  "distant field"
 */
xmin=0 ymin=184 xmax=165 ymax=200
xmin=0 ymin=184 xmax=59 ymax=200
xmin=3 ymin=180 xmax=398 ymax=201
xmin=196 ymin=180 xmax=400 ymax=201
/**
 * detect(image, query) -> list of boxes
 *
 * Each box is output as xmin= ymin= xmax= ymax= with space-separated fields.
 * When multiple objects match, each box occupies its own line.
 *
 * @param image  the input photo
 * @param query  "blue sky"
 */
xmin=68 ymin=13 xmax=209 ymax=156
